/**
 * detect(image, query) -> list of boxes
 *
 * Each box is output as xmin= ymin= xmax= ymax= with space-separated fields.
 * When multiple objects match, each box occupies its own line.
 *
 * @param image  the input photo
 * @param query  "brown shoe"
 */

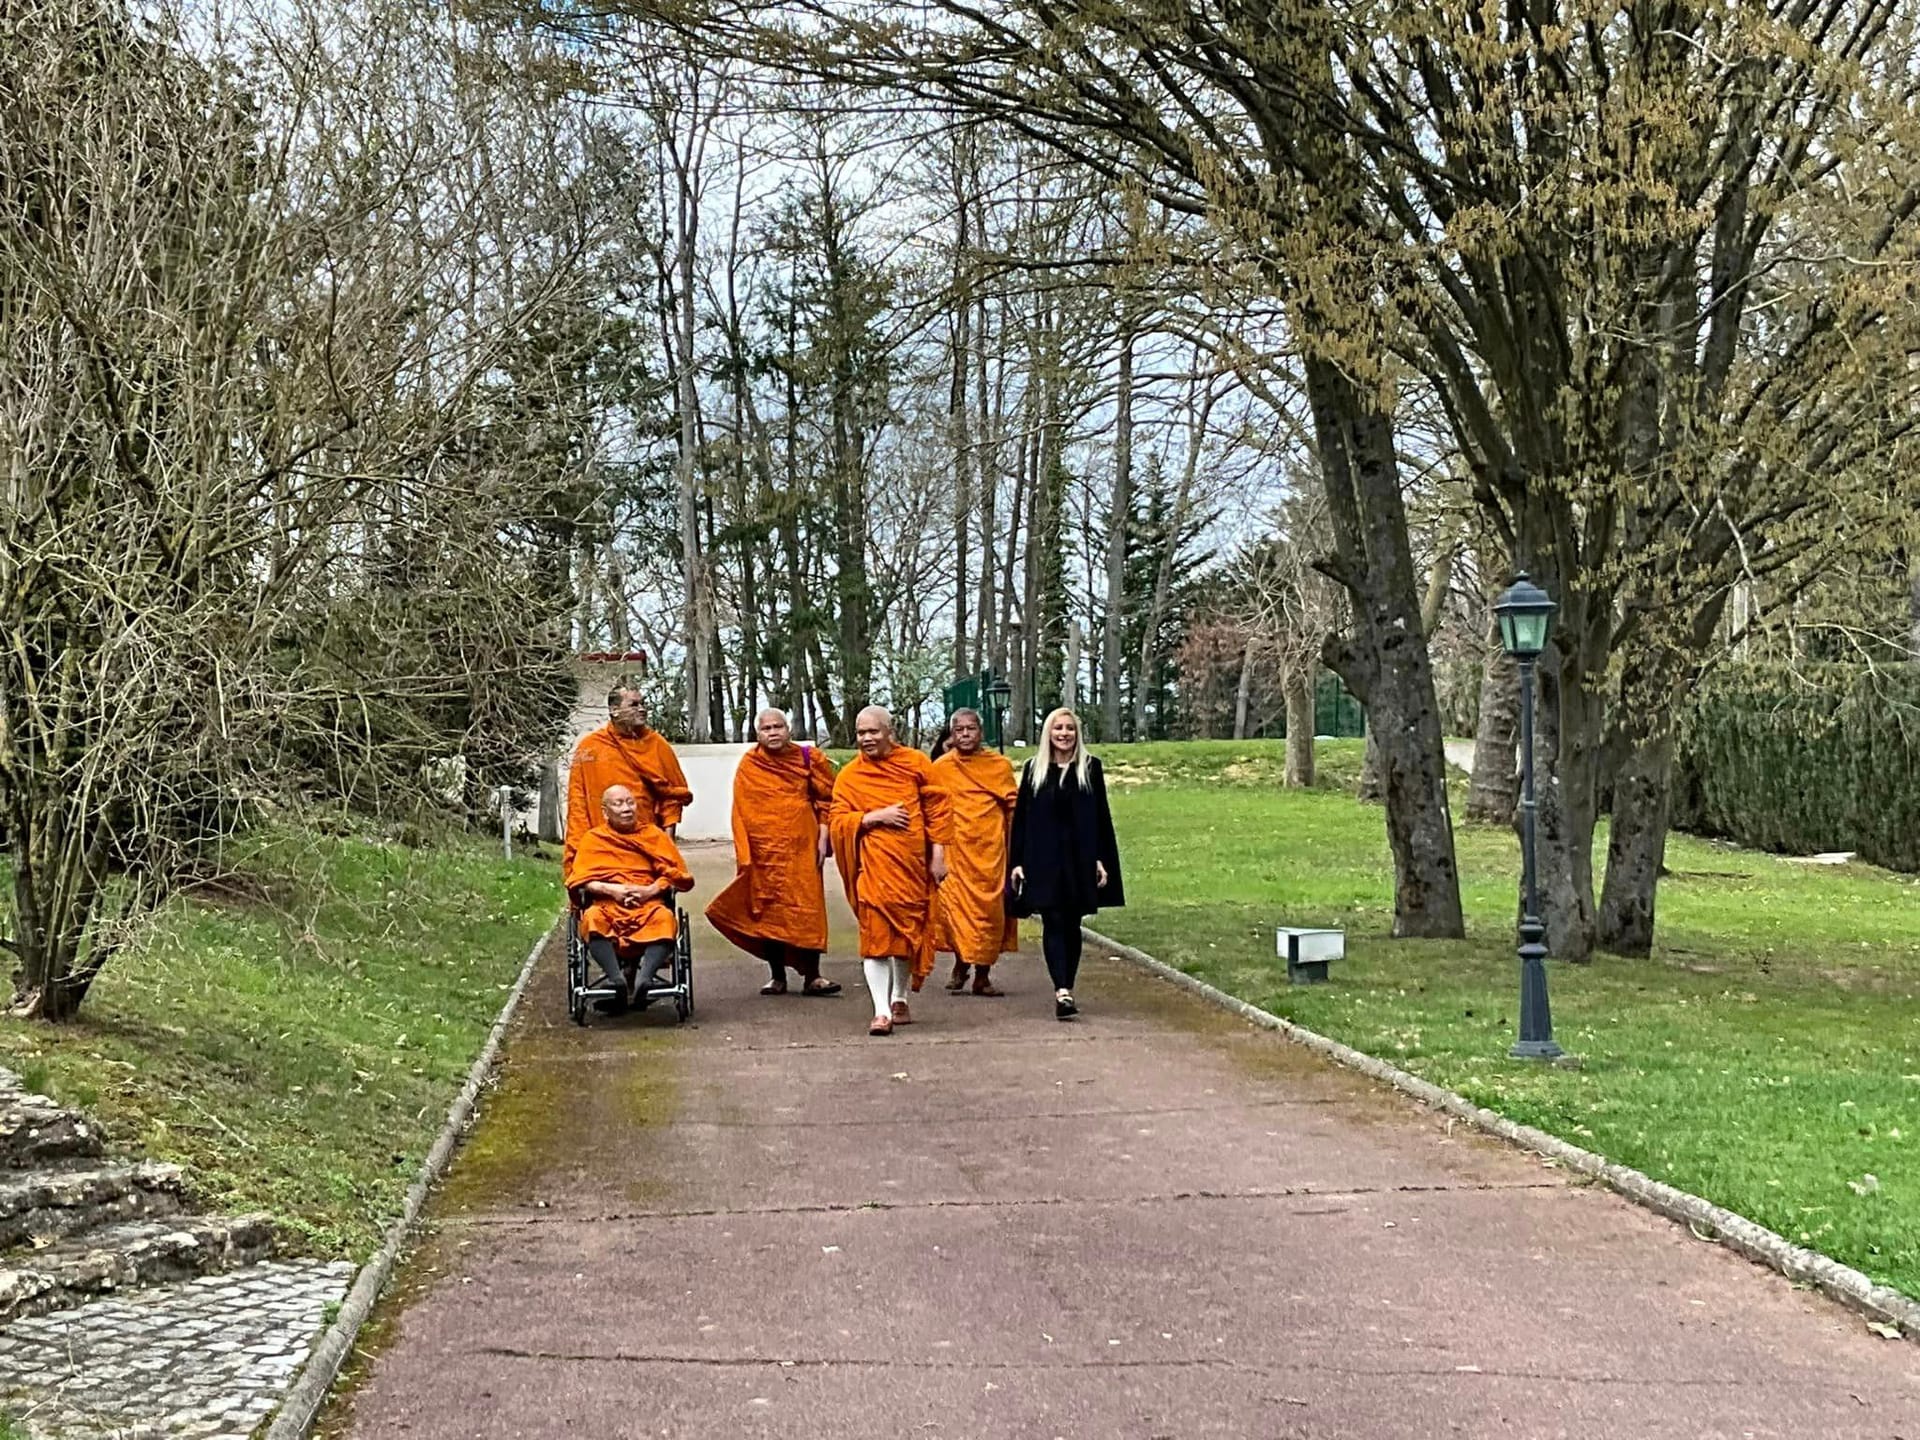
xmin=891 ymin=1000 xmax=913 ymax=1025
xmin=971 ymin=974 xmax=1004 ymax=997
xmin=944 ymin=962 xmax=970 ymax=993
xmin=869 ymin=1014 xmax=893 ymax=1037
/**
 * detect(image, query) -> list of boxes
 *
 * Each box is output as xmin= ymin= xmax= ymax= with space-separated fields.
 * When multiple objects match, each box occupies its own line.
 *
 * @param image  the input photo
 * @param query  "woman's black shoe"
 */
xmin=1054 ymin=993 xmax=1078 ymax=1021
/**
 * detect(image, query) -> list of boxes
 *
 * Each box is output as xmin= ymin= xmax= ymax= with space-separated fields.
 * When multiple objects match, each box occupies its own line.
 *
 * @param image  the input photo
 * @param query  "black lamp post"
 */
xmin=1494 ymin=573 xmax=1564 ymax=1062
xmin=985 ymin=675 xmax=1012 ymax=753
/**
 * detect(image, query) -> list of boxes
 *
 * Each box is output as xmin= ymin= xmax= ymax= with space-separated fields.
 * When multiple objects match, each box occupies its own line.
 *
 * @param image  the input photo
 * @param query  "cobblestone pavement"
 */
xmin=0 ymin=1259 xmax=354 ymax=1439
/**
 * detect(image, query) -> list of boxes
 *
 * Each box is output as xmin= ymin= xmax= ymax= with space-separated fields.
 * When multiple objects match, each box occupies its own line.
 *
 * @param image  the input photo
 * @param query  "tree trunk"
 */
xmin=672 ymin=154 xmax=712 ymax=742
xmin=1355 ymin=729 xmax=1383 ymax=802
xmin=1133 ymin=367 xmax=1212 ymax=740
xmin=949 ymin=178 xmax=972 ymax=681
xmin=1102 ymin=321 xmax=1134 ymax=742
xmin=1283 ymin=667 xmax=1315 ymax=788
xmin=1066 ymin=618 xmax=1083 ymax=711
xmin=603 ymin=538 xmax=632 ymax=651
xmin=1465 ymin=638 xmax=1518 ymax=824
xmin=1306 ymin=354 xmax=1464 ymax=939
xmin=826 ymin=337 xmax=874 ymax=721
xmin=537 ymin=762 xmax=562 ymax=844
xmin=1421 ymin=528 xmax=1456 ymax=635
xmin=974 ymin=220 xmax=996 ymax=672
xmin=1233 ymin=632 xmax=1257 ymax=740
xmin=1532 ymin=643 xmax=1601 ymax=964
xmin=1593 ymin=600 xmax=1720 ymax=955
xmin=1597 ymin=729 xmax=1673 ymax=957
xmin=1909 ymin=550 xmax=1920 ymax=665
xmin=9 ymin=801 xmax=113 ymax=1022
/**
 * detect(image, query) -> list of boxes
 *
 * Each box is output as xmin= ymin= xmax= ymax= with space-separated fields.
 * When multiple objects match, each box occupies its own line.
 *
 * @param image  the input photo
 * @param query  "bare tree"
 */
xmin=1 ymin=0 xmax=605 ymax=1017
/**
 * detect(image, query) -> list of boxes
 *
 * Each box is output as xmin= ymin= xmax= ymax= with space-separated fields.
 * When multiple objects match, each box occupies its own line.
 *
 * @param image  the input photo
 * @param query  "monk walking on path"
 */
xmin=565 ymin=687 xmax=693 ymax=867
xmin=705 ymin=708 xmax=842 ymax=997
xmin=563 ymin=784 xmax=695 ymax=1012
xmin=830 ymin=706 xmax=951 ymax=1036
xmin=933 ymin=708 xmax=1019 ymax=997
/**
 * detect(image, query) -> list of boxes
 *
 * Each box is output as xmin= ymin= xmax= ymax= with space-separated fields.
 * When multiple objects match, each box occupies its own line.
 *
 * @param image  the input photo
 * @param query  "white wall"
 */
xmin=672 ymin=744 xmax=751 ymax=841
xmin=532 ymin=739 xmax=745 ymax=843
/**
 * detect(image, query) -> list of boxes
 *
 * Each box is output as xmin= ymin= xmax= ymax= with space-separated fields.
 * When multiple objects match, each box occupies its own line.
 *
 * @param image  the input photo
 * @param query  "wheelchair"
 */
xmin=566 ymin=895 xmax=694 ymax=1026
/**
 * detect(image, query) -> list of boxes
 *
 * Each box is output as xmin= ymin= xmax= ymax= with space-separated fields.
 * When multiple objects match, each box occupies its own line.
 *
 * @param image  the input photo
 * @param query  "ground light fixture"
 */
xmin=1493 ymin=572 xmax=1564 ymax=1061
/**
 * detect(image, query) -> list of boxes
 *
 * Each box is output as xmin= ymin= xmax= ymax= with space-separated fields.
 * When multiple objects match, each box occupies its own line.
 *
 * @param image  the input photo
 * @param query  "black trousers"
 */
xmin=763 ymin=942 xmax=821 ymax=982
xmin=1040 ymin=911 xmax=1084 ymax=991
xmin=587 ymin=936 xmax=673 ymax=993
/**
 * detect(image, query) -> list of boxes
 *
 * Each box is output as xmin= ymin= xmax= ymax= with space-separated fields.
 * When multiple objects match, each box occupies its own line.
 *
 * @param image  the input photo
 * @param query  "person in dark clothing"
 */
xmin=1006 ymin=707 xmax=1123 ymax=1019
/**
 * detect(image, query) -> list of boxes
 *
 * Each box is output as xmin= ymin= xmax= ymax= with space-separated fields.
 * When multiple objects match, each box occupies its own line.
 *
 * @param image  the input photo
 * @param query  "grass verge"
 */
xmin=1096 ymin=739 xmax=1920 ymax=1300
xmin=0 ymin=828 xmax=559 ymax=1258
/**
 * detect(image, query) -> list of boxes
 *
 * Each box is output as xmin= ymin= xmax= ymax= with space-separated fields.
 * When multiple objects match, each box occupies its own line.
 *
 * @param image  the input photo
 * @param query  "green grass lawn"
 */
xmin=1095 ymin=738 xmax=1920 ymax=1300
xmin=0 ymin=829 xmax=559 ymax=1258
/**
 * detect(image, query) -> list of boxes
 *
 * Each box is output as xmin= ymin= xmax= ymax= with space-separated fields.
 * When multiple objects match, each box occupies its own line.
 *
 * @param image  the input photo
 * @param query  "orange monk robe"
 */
xmin=829 ymin=746 xmax=953 ymax=988
xmin=565 ymin=820 xmax=694 ymax=947
xmin=931 ymin=749 xmax=1020 ymax=967
xmin=704 ymin=744 xmax=836 ymax=960
xmin=564 ymin=724 xmax=694 ymax=866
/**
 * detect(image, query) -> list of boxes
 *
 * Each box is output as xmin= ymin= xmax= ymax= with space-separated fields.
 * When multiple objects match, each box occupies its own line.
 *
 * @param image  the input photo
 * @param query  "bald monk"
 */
xmin=564 ymin=687 xmax=693 ymax=868
xmin=705 ymin=708 xmax=842 ymax=997
xmin=933 ymin=708 xmax=1019 ymax=996
xmin=830 ymin=706 xmax=952 ymax=1036
xmin=565 ymin=784 xmax=695 ymax=1012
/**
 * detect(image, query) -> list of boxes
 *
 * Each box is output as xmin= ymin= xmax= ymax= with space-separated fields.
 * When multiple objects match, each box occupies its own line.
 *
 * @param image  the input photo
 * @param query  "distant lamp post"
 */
xmin=985 ymin=675 xmax=1013 ymax=753
xmin=1494 ymin=573 xmax=1563 ymax=1062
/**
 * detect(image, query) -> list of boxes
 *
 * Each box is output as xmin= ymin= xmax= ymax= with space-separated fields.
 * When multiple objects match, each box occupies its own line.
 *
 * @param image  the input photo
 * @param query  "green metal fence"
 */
xmin=941 ymin=670 xmax=1006 ymax=747
xmin=1311 ymin=673 xmax=1366 ymax=738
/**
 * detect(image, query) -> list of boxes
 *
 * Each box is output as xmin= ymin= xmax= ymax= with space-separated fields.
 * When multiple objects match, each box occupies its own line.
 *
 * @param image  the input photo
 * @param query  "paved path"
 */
xmin=327 ymin=845 xmax=1918 ymax=1439
xmin=2 ymin=1259 xmax=353 ymax=1439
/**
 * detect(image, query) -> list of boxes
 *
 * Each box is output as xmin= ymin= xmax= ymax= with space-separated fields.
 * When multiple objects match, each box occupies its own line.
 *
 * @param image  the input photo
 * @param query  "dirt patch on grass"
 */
xmin=178 ymin=867 xmax=295 ymax=912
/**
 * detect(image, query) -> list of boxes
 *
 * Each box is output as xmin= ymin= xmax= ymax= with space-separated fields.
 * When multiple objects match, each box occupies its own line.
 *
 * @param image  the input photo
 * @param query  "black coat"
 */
xmin=1006 ymin=756 xmax=1124 ymax=918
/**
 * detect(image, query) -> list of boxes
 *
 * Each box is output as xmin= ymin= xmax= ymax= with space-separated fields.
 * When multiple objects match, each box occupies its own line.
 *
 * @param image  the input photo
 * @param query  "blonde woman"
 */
xmin=1006 ymin=708 xmax=1124 ymax=1019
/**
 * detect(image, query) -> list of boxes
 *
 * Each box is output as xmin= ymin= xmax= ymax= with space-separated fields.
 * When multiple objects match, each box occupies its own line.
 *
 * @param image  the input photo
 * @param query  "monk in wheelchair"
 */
xmin=565 ymin=783 xmax=695 ymax=1014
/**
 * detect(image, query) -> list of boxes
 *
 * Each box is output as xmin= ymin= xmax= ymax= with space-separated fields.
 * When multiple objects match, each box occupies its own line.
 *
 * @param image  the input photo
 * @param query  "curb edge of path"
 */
xmin=1083 ymin=924 xmax=1920 ymax=1344
xmin=265 ymin=915 xmax=562 ymax=1440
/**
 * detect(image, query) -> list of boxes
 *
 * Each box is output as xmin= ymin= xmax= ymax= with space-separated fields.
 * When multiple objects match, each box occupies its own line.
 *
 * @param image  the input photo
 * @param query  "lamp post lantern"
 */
xmin=985 ymin=675 xmax=1013 ymax=753
xmin=1493 ymin=573 xmax=1564 ymax=1062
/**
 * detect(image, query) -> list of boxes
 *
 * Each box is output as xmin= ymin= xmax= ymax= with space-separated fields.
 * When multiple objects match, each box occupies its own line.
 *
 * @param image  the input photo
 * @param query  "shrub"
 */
xmin=1673 ymin=661 xmax=1920 ymax=871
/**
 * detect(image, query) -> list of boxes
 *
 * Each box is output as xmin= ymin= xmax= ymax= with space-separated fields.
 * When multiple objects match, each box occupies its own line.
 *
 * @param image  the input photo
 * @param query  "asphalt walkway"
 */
xmin=327 ymin=844 xmax=1919 ymax=1438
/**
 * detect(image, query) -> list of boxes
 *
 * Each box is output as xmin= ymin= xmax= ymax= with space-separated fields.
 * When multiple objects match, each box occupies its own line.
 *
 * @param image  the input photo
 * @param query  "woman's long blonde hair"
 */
xmin=1024 ymin=707 xmax=1092 ymax=792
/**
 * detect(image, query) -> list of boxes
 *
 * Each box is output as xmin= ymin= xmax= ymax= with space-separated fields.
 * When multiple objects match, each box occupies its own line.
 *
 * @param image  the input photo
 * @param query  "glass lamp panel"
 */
xmin=1512 ymin=610 xmax=1551 ymax=656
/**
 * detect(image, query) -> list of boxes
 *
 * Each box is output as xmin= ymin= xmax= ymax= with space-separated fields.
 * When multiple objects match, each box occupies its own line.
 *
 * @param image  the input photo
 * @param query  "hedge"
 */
xmin=1672 ymin=661 xmax=1920 ymax=872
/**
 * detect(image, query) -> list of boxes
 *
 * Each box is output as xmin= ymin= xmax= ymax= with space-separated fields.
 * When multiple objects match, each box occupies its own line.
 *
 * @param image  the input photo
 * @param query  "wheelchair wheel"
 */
xmin=674 ymin=909 xmax=693 ymax=1023
xmin=566 ymin=914 xmax=588 ymax=1027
